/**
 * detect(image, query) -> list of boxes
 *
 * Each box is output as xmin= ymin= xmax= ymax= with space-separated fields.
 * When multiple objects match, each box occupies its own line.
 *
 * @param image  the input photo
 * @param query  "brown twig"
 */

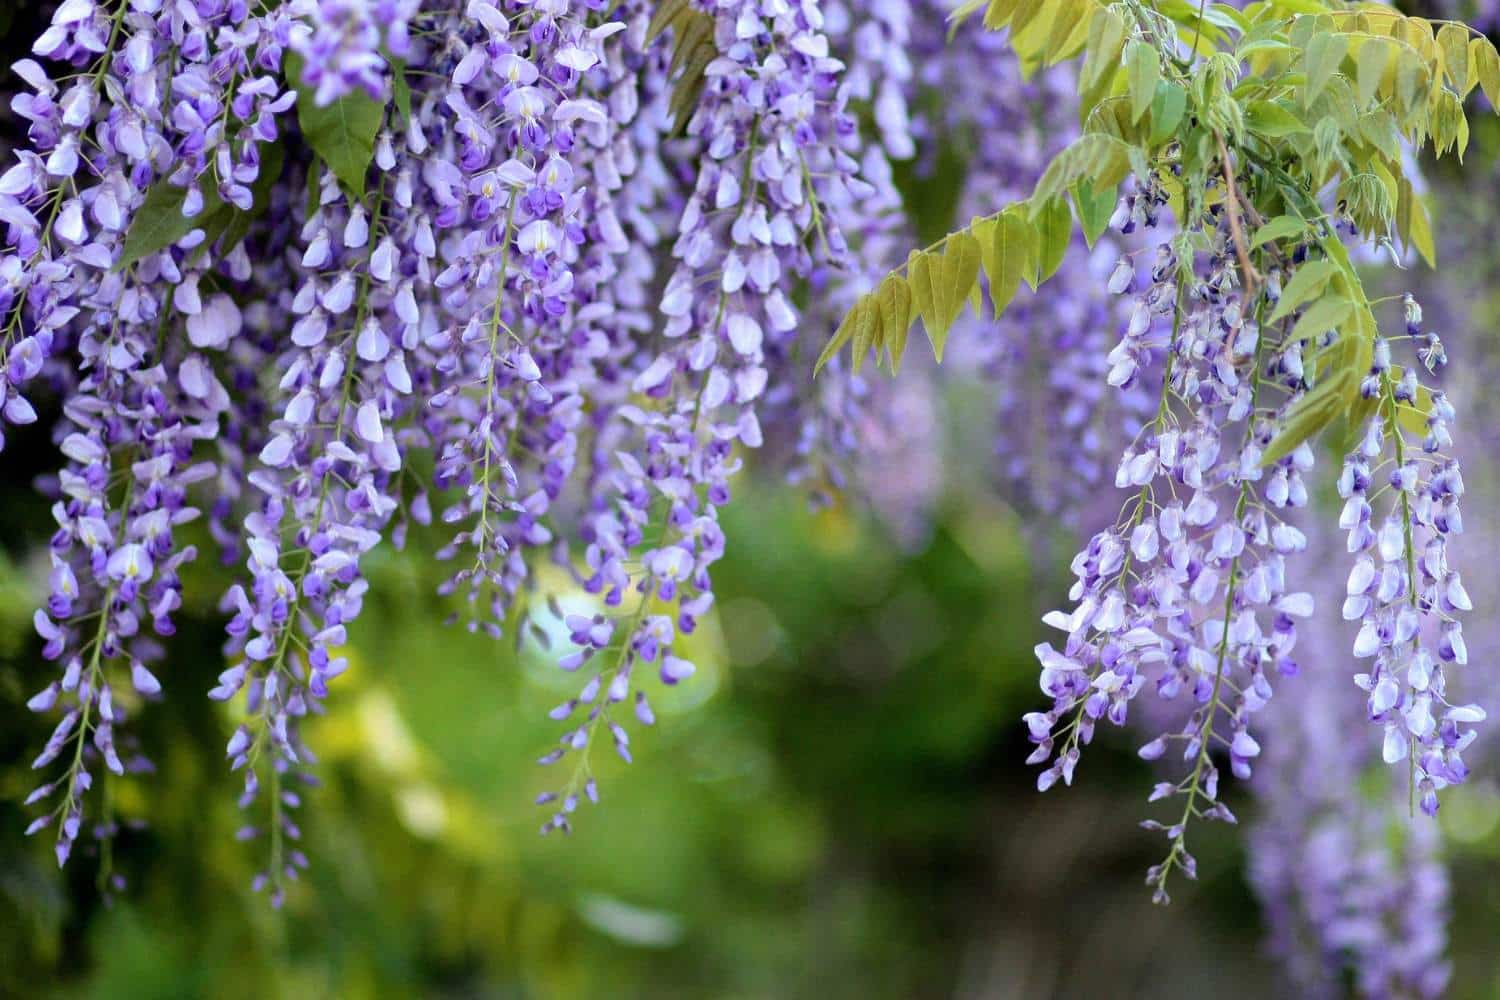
xmin=1215 ymin=130 xmax=1262 ymax=295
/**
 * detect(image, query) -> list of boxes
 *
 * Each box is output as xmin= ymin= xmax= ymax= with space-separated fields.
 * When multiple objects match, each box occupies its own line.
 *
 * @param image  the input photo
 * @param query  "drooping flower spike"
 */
xmin=817 ymin=0 xmax=1495 ymax=903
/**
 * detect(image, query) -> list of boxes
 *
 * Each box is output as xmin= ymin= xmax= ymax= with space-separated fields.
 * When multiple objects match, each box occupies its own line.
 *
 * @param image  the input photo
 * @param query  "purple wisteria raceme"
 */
xmin=210 ymin=162 xmax=410 ymax=905
xmin=1025 ymin=201 xmax=1320 ymax=901
xmin=534 ymin=0 xmax=864 ymax=829
xmin=14 ymin=0 xmax=277 ymax=879
xmin=1250 ymin=550 xmax=1451 ymax=999
xmin=1339 ymin=316 xmax=1480 ymax=816
xmin=424 ymin=0 xmax=621 ymax=640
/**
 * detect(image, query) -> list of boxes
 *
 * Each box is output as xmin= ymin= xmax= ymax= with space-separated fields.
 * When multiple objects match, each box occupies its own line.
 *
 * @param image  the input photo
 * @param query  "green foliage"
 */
xmin=286 ymin=52 xmax=386 ymax=196
xmin=116 ymin=182 xmax=224 ymax=272
xmin=648 ymin=0 xmax=717 ymax=133
xmin=116 ymin=144 xmax=285 ymax=272
xmin=120 ymin=40 xmax=402 ymax=267
xmin=820 ymin=0 xmax=1498 ymax=459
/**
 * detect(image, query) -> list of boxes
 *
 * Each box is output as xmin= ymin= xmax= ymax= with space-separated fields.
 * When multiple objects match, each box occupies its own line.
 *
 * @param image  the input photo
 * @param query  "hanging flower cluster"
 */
xmin=1248 ymin=548 xmax=1452 ymax=999
xmin=814 ymin=0 xmax=1496 ymax=925
xmin=1025 ymin=211 xmax=1328 ymax=901
xmin=8 ymin=0 xmax=868 ymax=902
xmin=7 ymin=5 xmax=1498 ymax=992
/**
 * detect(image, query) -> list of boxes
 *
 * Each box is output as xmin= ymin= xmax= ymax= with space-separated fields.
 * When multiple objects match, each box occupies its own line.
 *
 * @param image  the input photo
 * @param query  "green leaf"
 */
xmin=1244 ymin=100 xmax=1309 ymax=137
xmin=667 ymin=41 xmax=716 ymax=132
xmin=1033 ymin=197 xmax=1072 ymax=285
xmin=388 ymin=53 xmax=413 ymax=124
xmin=651 ymin=2 xmax=717 ymax=134
xmin=1303 ymin=32 xmax=1349 ymax=107
xmin=816 ymin=303 xmax=858 ymax=376
xmin=1356 ymin=37 xmax=1390 ymax=106
xmin=946 ymin=0 xmax=985 ymax=31
xmin=1237 ymin=37 xmax=1292 ymax=61
xmin=908 ymin=233 xmax=982 ymax=362
xmin=1288 ymin=294 xmax=1353 ymax=345
xmin=1071 ymin=179 xmax=1115 ymax=248
xmin=1407 ymin=190 xmax=1437 ymax=268
xmin=847 ymin=297 xmax=879 ymax=375
xmin=1250 ymin=214 xmax=1306 ymax=249
xmin=982 ymin=0 xmax=1021 ymax=31
xmin=1032 ymin=132 xmax=1132 ymax=207
xmin=1147 ymin=82 xmax=1187 ymax=147
xmin=1395 ymin=46 xmax=1427 ymax=118
xmin=1128 ymin=42 xmax=1161 ymax=125
xmin=1357 ymin=110 xmax=1401 ymax=161
xmin=1336 ymin=391 xmax=1380 ymax=454
xmin=1475 ymin=37 xmax=1500 ymax=109
xmin=1042 ymin=0 xmax=1088 ymax=65
xmin=1079 ymin=9 xmax=1127 ymax=92
xmin=1261 ymin=371 xmax=1351 ymax=465
xmin=1268 ymin=257 xmax=1338 ymax=323
xmin=287 ymin=52 xmax=386 ymax=196
xmin=117 ymin=181 xmax=225 ymax=271
xmin=647 ymin=0 xmax=690 ymax=40
xmin=973 ymin=209 xmax=1032 ymax=314
xmin=213 ymin=142 xmax=287 ymax=255
xmin=1437 ymin=23 xmax=1469 ymax=94
xmin=878 ymin=274 xmax=915 ymax=373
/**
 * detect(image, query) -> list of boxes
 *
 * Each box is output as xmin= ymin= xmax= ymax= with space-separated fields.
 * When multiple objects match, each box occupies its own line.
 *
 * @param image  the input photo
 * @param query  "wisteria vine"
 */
xmin=5 ymin=0 xmax=1500 ymax=990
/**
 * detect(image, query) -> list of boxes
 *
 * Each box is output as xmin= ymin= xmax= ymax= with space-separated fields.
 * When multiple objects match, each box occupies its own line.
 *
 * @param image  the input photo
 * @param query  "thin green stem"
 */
xmin=472 ymin=197 xmax=520 ymax=565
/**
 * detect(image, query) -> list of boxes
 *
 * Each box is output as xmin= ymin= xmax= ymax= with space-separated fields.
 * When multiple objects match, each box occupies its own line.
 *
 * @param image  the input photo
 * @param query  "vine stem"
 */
xmin=472 ymin=196 xmax=520 ymax=563
xmin=1215 ymin=131 xmax=1262 ymax=297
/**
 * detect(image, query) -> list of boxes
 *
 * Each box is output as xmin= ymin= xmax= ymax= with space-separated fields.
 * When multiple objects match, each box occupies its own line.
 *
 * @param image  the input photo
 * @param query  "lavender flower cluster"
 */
xmin=1017 ymin=193 xmax=1482 ymax=912
xmin=8 ymin=0 xmax=869 ymax=903
xmin=4 ymin=4 xmax=1491 ymax=986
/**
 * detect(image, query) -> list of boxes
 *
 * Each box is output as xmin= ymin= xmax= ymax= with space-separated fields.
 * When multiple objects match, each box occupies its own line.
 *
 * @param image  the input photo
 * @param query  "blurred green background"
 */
xmin=6 ymin=464 xmax=1500 ymax=998
xmin=0 ymin=460 xmax=1278 ymax=999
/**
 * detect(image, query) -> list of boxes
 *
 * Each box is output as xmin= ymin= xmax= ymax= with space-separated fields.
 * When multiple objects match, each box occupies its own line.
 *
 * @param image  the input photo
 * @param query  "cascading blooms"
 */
xmin=8 ymin=0 xmax=869 ymax=902
xmin=5 ymin=0 xmax=1498 ymax=985
xmin=821 ymin=0 xmax=1494 ymax=907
